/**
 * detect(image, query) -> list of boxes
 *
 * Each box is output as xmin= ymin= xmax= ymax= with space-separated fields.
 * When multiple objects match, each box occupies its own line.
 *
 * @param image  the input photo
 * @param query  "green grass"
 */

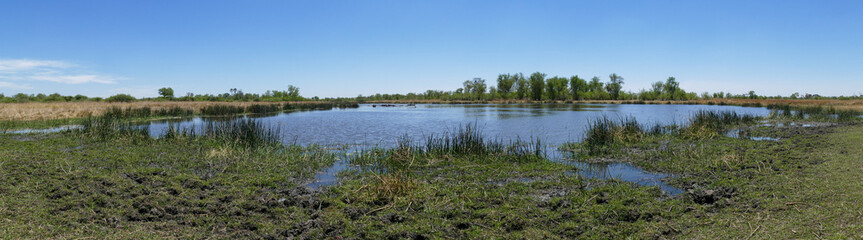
xmin=0 ymin=131 xmax=335 ymax=239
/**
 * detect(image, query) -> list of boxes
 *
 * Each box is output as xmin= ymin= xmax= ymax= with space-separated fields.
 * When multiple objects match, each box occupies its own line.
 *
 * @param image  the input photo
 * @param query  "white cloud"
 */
xmin=28 ymin=74 xmax=118 ymax=84
xmin=0 ymin=58 xmax=120 ymax=85
xmin=0 ymin=59 xmax=72 ymax=71
xmin=0 ymin=81 xmax=32 ymax=90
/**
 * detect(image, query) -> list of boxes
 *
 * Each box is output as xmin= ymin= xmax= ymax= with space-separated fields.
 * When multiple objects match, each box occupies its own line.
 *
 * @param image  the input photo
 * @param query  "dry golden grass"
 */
xmin=0 ymin=101 xmax=291 ymax=121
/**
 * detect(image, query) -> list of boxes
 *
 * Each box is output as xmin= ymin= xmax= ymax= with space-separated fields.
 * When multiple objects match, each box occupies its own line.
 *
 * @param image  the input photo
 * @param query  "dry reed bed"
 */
xmin=0 ymin=101 xmax=305 ymax=121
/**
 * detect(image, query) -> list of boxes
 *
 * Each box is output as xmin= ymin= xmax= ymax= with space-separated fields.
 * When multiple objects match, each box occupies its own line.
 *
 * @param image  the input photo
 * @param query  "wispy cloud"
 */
xmin=0 ymin=59 xmax=72 ymax=71
xmin=0 ymin=81 xmax=32 ymax=90
xmin=0 ymin=58 xmax=121 ymax=84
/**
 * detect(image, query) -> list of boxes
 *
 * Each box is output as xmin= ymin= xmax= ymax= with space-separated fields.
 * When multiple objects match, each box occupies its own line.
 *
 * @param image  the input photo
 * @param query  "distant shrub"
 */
xmin=106 ymin=94 xmax=136 ymax=103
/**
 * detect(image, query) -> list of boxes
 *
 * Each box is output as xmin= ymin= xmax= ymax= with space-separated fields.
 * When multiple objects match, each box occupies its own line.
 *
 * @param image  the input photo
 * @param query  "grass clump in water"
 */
xmin=164 ymin=118 xmax=281 ymax=149
xmin=581 ymin=116 xmax=647 ymax=155
xmin=767 ymin=104 xmax=863 ymax=122
xmin=245 ymin=104 xmax=282 ymax=114
xmin=77 ymin=114 xmax=150 ymax=141
xmin=682 ymin=110 xmax=757 ymax=139
xmin=200 ymin=105 xmax=245 ymax=116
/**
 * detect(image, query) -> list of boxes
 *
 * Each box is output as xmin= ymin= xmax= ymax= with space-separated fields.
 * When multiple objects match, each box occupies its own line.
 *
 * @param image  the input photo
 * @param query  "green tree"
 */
xmin=606 ymin=73 xmax=624 ymax=100
xmin=514 ymin=73 xmax=529 ymax=99
xmin=545 ymin=76 xmax=568 ymax=100
xmin=529 ymin=72 xmax=546 ymax=101
xmin=496 ymin=74 xmax=516 ymax=99
xmin=470 ymin=77 xmax=487 ymax=100
xmin=287 ymin=85 xmax=301 ymax=100
xmin=663 ymin=77 xmax=679 ymax=100
xmin=158 ymin=87 xmax=174 ymax=99
xmin=569 ymin=75 xmax=587 ymax=100
xmin=588 ymin=76 xmax=604 ymax=93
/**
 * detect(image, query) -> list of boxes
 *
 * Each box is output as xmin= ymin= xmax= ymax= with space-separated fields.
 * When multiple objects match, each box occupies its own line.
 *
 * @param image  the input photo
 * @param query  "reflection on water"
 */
xmin=568 ymin=161 xmax=682 ymax=195
xmin=146 ymin=104 xmax=776 ymax=193
xmin=5 ymin=125 xmax=82 ymax=134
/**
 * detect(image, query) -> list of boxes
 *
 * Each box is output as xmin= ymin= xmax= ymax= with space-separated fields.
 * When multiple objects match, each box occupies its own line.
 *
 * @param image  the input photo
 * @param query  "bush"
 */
xmin=106 ymin=94 xmax=136 ymax=103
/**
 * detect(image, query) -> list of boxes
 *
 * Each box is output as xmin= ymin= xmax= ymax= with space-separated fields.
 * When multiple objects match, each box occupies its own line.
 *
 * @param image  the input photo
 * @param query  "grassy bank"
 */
xmin=0 ymin=101 xmax=360 ymax=122
xmin=0 ymin=101 xmax=360 ymax=131
xmin=2 ymin=110 xmax=862 ymax=238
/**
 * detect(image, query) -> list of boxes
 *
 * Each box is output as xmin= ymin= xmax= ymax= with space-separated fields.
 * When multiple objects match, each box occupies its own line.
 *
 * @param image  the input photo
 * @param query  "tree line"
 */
xmin=1 ymin=76 xmax=859 ymax=103
xmin=356 ymin=72 xmax=847 ymax=101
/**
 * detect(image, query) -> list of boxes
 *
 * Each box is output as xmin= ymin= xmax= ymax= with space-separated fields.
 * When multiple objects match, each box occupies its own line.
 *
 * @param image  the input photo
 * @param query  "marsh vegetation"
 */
xmin=1 ymin=103 xmax=862 ymax=238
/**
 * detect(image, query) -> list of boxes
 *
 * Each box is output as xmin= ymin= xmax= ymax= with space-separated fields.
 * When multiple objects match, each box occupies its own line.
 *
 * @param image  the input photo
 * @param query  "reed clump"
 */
xmin=200 ymin=105 xmax=246 ymax=116
xmin=766 ymin=104 xmax=863 ymax=122
xmin=350 ymin=123 xmax=545 ymax=173
xmin=77 ymin=115 xmax=150 ymax=141
xmin=164 ymin=118 xmax=281 ymax=149
xmin=100 ymin=106 xmax=195 ymax=119
xmin=575 ymin=111 xmax=758 ymax=155
xmin=283 ymin=102 xmax=359 ymax=111
xmin=581 ymin=116 xmax=648 ymax=154
xmin=679 ymin=110 xmax=756 ymax=139
xmin=246 ymin=104 xmax=282 ymax=114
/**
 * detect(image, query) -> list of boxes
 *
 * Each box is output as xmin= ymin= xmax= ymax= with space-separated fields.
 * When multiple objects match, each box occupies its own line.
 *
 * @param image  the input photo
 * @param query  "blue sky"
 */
xmin=1 ymin=0 xmax=861 ymax=98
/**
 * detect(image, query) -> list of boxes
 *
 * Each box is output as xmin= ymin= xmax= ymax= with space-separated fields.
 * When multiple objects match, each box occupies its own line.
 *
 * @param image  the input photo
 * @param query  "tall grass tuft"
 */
xmin=246 ymin=104 xmax=282 ymax=114
xmin=582 ymin=116 xmax=645 ymax=154
xmin=766 ymin=104 xmax=863 ymax=122
xmin=421 ymin=123 xmax=545 ymax=161
xmin=683 ymin=110 xmax=756 ymax=139
xmin=100 ymin=106 xmax=194 ymax=119
xmin=350 ymin=123 xmax=545 ymax=172
xmin=153 ymin=107 xmax=194 ymax=117
xmin=200 ymin=105 xmax=245 ymax=116
xmin=77 ymin=115 xmax=150 ymax=141
xmin=197 ymin=118 xmax=281 ymax=148
xmin=283 ymin=102 xmax=359 ymax=111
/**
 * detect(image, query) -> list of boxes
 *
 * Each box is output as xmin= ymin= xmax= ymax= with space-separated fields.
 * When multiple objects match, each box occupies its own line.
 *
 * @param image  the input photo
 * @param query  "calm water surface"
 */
xmin=146 ymin=104 xmax=771 ymax=194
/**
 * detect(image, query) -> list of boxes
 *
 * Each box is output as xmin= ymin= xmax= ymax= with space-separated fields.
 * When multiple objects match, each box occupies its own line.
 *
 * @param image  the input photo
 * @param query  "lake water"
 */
xmin=146 ymin=103 xmax=771 ymax=194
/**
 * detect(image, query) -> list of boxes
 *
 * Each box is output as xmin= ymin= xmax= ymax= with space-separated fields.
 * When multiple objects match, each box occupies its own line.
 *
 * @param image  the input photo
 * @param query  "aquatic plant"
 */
xmin=77 ymin=114 xmax=150 ymax=141
xmin=682 ymin=110 xmax=757 ymax=139
xmin=246 ymin=104 xmax=282 ymax=114
xmin=766 ymin=104 xmax=862 ymax=122
xmin=282 ymin=102 xmax=359 ymax=111
xmin=198 ymin=118 xmax=281 ymax=148
xmin=581 ymin=116 xmax=646 ymax=154
xmin=200 ymin=105 xmax=245 ymax=116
